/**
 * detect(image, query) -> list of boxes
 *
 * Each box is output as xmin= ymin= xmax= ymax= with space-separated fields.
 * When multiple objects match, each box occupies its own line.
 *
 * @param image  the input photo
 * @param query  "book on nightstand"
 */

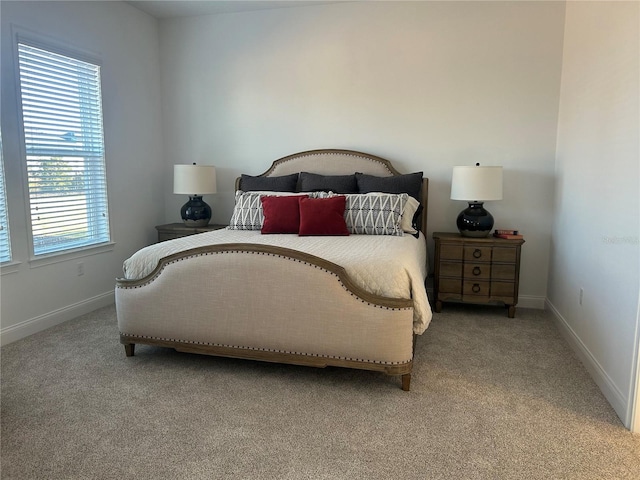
xmin=494 ymin=229 xmax=524 ymax=240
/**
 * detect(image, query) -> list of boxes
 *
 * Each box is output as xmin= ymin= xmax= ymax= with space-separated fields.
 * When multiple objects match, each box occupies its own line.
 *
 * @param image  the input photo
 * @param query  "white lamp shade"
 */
xmin=173 ymin=164 xmax=217 ymax=195
xmin=450 ymin=166 xmax=503 ymax=201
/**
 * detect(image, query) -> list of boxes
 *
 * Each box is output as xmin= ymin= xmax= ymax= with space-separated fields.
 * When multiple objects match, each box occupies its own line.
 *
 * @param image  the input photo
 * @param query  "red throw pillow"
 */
xmin=298 ymin=196 xmax=350 ymax=236
xmin=261 ymin=195 xmax=306 ymax=234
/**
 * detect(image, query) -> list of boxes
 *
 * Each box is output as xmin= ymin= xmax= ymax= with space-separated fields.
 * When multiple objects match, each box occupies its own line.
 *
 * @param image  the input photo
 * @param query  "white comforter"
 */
xmin=122 ymin=229 xmax=432 ymax=334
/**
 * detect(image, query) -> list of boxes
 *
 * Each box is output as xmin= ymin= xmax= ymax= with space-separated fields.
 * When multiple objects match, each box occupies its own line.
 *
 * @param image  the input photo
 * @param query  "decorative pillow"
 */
xmin=400 ymin=195 xmax=420 ymax=235
xmin=299 ymin=172 xmax=358 ymax=194
xmin=260 ymin=195 xmax=306 ymax=234
xmin=240 ymin=173 xmax=299 ymax=192
xmin=342 ymin=193 xmax=408 ymax=236
xmin=355 ymin=172 xmax=423 ymax=201
xmin=229 ymin=191 xmax=330 ymax=230
xmin=229 ymin=191 xmax=266 ymax=230
xmin=298 ymin=196 xmax=350 ymax=236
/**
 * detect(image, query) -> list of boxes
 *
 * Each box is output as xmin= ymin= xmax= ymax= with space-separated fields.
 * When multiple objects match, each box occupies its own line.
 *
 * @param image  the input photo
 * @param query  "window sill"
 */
xmin=1 ymin=261 xmax=22 ymax=276
xmin=29 ymin=242 xmax=115 ymax=269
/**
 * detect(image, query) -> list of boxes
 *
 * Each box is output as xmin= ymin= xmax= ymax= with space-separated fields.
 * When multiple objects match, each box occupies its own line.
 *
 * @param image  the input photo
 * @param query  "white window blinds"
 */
xmin=0 ymin=136 xmax=11 ymax=263
xmin=17 ymin=42 xmax=110 ymax=256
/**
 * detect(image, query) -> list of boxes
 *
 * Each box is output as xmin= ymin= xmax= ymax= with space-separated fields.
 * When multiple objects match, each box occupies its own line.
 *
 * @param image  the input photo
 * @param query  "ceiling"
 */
xmin=126 ymin=1 xmax=342 ymax=19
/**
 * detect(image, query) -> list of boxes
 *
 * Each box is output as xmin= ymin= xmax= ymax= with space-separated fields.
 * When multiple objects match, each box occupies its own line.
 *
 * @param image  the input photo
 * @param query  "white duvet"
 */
xmin=122 ymin=229 xmax=432 ymax=334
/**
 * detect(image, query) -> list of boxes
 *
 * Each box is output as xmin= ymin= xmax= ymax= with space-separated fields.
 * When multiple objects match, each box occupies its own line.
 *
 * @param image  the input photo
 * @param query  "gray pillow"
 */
xmin=240 ymin=173 xmax=299 ymax=192
xmin=299 ymin=172 xmax=358 ymax=194
xmin=355 ymin=172 xmax=423 ymax=201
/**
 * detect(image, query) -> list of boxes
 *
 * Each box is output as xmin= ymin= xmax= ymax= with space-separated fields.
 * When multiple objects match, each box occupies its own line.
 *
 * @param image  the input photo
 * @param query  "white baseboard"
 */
xmin=518 ymin=295 xmax=546 ymax=309
xmin=0 ymin=291 xmax=115 ymax=346
xmin=545 ymin=298 xmax=630 ymax=429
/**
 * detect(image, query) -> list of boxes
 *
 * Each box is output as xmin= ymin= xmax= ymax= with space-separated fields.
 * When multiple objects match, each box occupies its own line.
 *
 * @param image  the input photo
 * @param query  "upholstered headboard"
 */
xmin=236 ymin=149 xmax=428 ymax=236
xmin=262 ymin=149 xmax=400 ymax=177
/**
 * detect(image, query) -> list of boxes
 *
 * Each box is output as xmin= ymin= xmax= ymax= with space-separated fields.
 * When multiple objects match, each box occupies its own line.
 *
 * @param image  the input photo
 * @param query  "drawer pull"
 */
xmin=472 ymin=266 xmax=482 ymax=276
xmin=473 ymin=249 xmax=482 ymax=258
xmin=472 ymin=283 xmax=481 ymax=293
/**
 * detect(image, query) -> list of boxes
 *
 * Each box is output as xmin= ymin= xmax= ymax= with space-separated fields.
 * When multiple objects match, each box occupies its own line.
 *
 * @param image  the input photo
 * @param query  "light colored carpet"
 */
xmin=1 ymin=303 xmax=639 ymax=479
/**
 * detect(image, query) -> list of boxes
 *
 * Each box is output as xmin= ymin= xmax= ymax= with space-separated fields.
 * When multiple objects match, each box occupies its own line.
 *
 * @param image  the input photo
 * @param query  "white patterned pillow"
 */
xmin=342 ymin=193 xmax=408 ymax=236
xmin=400 ymin=195 xmax=420 ymax=234
xmin=229 ymin=191 xmax=330 ymax=230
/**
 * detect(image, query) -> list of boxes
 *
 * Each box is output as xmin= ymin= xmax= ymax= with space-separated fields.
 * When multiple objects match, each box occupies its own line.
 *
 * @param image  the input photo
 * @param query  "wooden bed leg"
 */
xmin=401 ymin=373 xmax=411 ymax=391
xmin=124 ymin=344 xmax=135 ymax=357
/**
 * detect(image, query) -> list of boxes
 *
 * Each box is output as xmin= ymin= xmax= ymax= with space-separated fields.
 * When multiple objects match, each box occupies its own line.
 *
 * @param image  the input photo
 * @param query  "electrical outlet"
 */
xmin=579 ymin=288 xmax=584 ymax=305
xmin=77 ymin=262 xmax=84 ymax=276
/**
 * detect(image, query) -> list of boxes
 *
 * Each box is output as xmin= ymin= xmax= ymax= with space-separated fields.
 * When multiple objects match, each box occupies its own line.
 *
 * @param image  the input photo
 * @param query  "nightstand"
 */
xmin=155 ymin=223 xmax=227 ymax=242
xmin=432 ymin=232 xmax=525 ymax=318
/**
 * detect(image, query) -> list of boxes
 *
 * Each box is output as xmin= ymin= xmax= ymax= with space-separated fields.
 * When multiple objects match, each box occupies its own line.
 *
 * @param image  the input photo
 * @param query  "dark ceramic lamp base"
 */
xmin=457 ymin=202 xmax=494 ymax=238
xmin=181 ymin=195 xmax=211 ymax=227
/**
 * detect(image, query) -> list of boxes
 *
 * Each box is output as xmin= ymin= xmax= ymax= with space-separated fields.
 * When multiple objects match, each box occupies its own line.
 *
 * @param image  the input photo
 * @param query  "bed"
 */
xmin=116 ymin=149 xmax=432 ymax=390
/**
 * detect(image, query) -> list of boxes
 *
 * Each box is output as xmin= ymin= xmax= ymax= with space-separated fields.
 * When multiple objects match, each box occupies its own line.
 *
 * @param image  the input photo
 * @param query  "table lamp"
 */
xmin=450 ymin=164 xmax=503 ymax=237
xmin=173 ymin=164 xmax=217 ymax=227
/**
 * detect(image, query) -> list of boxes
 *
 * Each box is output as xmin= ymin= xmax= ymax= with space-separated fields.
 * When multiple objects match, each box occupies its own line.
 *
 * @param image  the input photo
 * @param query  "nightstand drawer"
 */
xmin=463 ymin=246 xmax=492 ymax=262
xmin=440 ymin=244 xmax=463 ymax=260
xmin=491 ymin=264 xmax=516 ymax=280
xmin=492 ymin=247 xmax=517 ymax=263
xmin=463 ymin=263 xmax=490 ymax=279
xmin=439 ymin=278 xmax=462 ymax=293
xmin=463 ymin=280 xmax=490 ymax=297
xmin=440 ymin=261 xmax=462 ymax=277
xmin=491 ymin=281 xmax=516 ymax=297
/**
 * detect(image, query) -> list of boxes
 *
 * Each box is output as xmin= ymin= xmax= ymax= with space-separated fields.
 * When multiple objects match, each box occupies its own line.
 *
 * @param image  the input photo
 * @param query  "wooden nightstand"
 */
xmin=155 ymin=223 xmax=227 ymax=242
xmin=432 ymin=232 xmax=525 ymax=318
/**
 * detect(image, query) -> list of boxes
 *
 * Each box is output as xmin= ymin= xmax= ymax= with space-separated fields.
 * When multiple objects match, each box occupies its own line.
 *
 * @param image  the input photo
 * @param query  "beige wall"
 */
xmin=550 ymin=1 xmax=640 ymax=429
xmin=160 ymin=1 xmax=566 ymax=306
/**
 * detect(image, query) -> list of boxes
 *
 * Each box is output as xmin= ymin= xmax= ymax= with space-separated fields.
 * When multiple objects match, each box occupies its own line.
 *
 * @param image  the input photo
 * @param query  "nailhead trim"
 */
xmin=120 ymin=333 xmax=412 ymax=366
xmin=117 ymin=250 xmax=412 ymax=312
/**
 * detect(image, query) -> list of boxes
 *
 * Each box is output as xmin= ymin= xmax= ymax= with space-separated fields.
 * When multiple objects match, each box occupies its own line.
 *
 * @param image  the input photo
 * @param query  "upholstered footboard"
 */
xmin=116 ymin=244 xmax=416 ymax=390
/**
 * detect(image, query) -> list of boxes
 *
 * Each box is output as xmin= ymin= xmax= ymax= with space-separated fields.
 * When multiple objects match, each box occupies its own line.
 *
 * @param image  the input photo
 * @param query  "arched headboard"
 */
xmin=236 ymin=149 xmax=428 ymax=237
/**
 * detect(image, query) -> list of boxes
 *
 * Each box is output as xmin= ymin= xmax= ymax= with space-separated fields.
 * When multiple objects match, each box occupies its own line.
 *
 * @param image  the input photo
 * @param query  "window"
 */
xmin=0 ymin=133 xmax=11 ymax=263
xmin=17 ymin=40 xmax=110 ymax=257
